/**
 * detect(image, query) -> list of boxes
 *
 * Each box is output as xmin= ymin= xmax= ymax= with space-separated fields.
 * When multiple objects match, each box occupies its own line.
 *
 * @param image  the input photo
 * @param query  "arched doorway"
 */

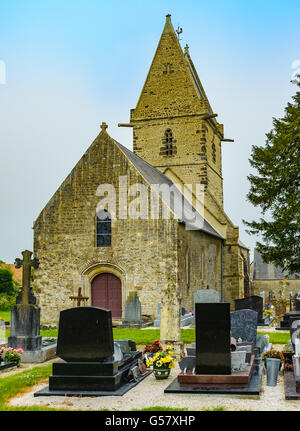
xmin=91 ymin=273 xmax=122 ymax=318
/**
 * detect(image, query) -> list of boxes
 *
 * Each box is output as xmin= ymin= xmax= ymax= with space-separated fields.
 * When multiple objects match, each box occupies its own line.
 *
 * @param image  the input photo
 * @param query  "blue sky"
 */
xmin=0 ymin=0 xmax=299 ymax=262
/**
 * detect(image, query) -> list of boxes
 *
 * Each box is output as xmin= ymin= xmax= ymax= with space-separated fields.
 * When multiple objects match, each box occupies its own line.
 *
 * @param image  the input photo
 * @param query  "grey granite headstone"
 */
xmin=123 ymin=292 xmax=142 ymax=324
xmin=0 ymin=320 xmax=5 ymax=344
xmin=231 ymin=351 xmax=247 ymax=372
xmin=260 ymin=291 xmax=265 ymax=307
xmin=113 ymin=342 xmax=123 ymax=362
xmin=179 ymin=356 xmax=196 ymax=372
xmin=191 ymin=289 xmax=220 ymax=325
xmin=115 ymin=339 xmax=136 ymax=355
xmin=8 ymin=250 xmax=42 ymax=352
xmin=186 ymin=347 xmax=196 ymax=356
xmin=154 ymin=303 xmax=193 ymax=327
xmin=291 ymin=320 xmax=300 ymax=351
xmin=194 ymin=289 xmax=220 ymax=305
xmin=230 ymin=309 xmax=258 ymax=344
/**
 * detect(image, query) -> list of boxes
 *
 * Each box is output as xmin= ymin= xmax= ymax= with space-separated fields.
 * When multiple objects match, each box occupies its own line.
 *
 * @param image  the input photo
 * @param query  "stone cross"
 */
xmin=69 ymin=288 xmax=89 ymax=307
xmin=14 ymin=250 xmax=39 ymax=305
xmin=101 ymin=122 xmax=108 ymax=132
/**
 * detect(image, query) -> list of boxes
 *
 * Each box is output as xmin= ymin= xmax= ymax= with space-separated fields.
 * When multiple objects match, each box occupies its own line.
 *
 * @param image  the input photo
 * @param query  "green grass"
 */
xmin=0 ymin=310 xmax=11 ymax=323
xmin=257 ymin=331 xmax=289 ymax=345
xmin=0 ymin=364 xmax=67 ymax=411
xmin=0 ymin=308 xmax=290 ymax=346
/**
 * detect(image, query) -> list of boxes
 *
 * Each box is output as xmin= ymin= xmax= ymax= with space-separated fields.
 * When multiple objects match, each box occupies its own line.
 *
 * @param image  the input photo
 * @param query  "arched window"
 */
xmin=160 ymin=129 xmax=177 ymax=157
xmin=96 ymin=210 xmax=111 ymax=247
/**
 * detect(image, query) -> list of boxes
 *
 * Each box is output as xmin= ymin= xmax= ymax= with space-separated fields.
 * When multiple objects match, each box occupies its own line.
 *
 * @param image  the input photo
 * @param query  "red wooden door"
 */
xmin=91 ymin=273 xmax=122 ymax=318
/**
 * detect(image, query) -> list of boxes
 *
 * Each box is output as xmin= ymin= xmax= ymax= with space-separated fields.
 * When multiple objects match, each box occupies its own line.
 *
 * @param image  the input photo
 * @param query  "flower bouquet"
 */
xmin=143 ymin=339 xmax=163 ymax=357
xmin=146 ymin=344 xmax=175 ymax=380
xmin=2 ymin=347 xmax=24 ymax=367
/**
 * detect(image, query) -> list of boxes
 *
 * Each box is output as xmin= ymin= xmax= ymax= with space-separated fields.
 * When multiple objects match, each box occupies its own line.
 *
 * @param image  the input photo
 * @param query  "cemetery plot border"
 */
xmin=34 ymin=369 xmax=152 ymax=397
xmin=284 ymin=370 xmax=300 ymax=400
xmin=164 ymin=361 xmax=264 ymax=395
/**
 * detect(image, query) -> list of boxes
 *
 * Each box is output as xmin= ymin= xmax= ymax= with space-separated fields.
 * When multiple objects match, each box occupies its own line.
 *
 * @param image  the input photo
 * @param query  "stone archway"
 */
xmin=80 ymin=262 xmax=126 ymax=319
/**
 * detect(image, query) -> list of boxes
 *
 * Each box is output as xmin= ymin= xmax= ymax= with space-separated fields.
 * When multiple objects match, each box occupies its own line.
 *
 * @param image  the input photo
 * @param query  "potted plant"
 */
xmin=262 ymin=349 xmax=284 ymax=386
xmin=146 ymin=345 xmax=175 ymax=380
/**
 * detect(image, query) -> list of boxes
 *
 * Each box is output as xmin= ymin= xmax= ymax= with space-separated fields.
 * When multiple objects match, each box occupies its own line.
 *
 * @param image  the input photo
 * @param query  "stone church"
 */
xmin=33 ymin=15 xmax=250 ymax=325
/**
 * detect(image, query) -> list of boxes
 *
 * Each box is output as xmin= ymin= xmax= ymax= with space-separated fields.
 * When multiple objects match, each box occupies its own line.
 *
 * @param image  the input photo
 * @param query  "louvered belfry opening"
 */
xmin=159 ymin=129 xmax=177 ymax=157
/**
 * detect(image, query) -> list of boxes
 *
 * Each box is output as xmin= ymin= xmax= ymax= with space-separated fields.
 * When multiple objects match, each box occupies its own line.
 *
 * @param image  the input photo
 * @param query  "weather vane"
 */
xmin=176 ymin=25 xmax=183 ymax=40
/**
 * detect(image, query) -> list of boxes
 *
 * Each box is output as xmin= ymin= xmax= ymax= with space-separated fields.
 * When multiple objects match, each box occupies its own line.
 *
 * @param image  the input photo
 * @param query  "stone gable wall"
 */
xmin=33 ymin=132 xmax=179 ymax=323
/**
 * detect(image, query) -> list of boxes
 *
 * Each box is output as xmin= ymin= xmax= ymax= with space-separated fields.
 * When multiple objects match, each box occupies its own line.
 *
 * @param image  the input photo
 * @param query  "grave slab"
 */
xmin=164 ymin=360 xmax=264 ymax=395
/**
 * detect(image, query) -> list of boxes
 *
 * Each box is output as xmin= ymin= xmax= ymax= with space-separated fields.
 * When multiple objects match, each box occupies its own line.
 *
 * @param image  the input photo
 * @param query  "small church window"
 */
xmin=160 ymin=129 xmax=177 ymax=157
xmin=96 ymin=210 xmax=111 ymax=247
xmin=212 ymin=142 xmax=216 ymax=163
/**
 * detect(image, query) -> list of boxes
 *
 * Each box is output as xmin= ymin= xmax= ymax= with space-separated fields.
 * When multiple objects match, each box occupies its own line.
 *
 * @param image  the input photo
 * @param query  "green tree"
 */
xmin=244 ymin=78 xmax=300 ymax=274
xmin=0 ymin=268 xmax=15 ymax=295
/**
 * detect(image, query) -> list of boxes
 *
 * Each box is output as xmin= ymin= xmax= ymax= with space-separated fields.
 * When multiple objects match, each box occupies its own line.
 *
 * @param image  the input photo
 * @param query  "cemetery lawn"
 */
xmin=0 ymin=309 xmax=291 ymax=346
xmin=0 ymin=310 xmax=10 ymax=322
xmin=0 ymin=364 xmax=65 ymax=411
xmin=39 ymin=328 xmax=290 ymax=345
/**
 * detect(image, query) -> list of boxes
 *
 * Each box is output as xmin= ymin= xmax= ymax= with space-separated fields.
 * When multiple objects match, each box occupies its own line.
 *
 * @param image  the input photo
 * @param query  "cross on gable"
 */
xmin=100 ymin=122 xmax=108 ymax=132
xmin=14 ymin=250 xmax=39 ymax=305
xmin=69 ymin=287 xmax=89 ymax=307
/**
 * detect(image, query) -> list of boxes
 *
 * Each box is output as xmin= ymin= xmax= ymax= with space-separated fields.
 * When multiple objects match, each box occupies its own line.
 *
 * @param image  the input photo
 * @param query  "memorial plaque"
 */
xmin=195 ymin=302 xmax=231 ymax=375
xmin=56 ymin=307 xmax=114 ymax=362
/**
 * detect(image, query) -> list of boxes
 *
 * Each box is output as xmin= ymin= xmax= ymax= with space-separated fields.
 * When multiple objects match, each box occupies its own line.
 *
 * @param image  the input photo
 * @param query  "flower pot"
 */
xmin=153 ymin=366 xmax=170 ymax=380
xmin=266 ymin=358 xmax=281 ymax=386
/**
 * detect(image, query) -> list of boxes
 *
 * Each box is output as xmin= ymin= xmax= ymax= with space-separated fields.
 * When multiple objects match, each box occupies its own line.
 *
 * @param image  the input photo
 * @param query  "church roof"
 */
xmin=238 ymin=239 xmax=250 ymax=250
xmin=252 ymin=248 xmax=300 ymax=280
xmin=115 ymin=139 xmax=224 ymax=239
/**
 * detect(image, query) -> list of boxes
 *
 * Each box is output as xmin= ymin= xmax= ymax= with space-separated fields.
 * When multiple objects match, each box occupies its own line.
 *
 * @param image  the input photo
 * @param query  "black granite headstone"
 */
xmin=56 ymin=307 xmax=114 ymax=362
xmin=295 ymin=297 xmax=300 ymax=312
xmin=37 ymin=306 xmax=148 ymax=395
xmin=195 ymin=302 xmax=231 ymax=375
xmin=235 ymin=296 xmax=264 ymax=324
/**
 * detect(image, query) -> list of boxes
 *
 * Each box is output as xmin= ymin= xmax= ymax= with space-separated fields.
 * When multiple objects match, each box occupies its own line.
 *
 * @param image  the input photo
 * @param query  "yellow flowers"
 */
xmin=145 ymin=343 xmax=175 ymax=370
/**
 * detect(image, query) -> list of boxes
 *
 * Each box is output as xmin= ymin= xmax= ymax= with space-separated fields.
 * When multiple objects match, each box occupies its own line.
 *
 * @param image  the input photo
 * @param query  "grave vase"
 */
xmin=266 ymin=358 xmax=280 ymax=386
xmin=153 ymin=365 xmax=171 ymax=380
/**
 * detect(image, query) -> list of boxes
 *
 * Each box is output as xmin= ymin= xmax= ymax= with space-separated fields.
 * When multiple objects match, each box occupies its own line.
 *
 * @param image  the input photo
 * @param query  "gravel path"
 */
xmin=6 ymin=345 xmax=300 ymax=412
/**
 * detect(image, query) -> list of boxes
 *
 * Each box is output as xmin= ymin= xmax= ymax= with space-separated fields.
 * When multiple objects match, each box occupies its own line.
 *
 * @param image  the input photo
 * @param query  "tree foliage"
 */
xmin=0 ymin=268 xmax=15 ymax=295
xmin=244 ymin=78 xmax=300 ymax=274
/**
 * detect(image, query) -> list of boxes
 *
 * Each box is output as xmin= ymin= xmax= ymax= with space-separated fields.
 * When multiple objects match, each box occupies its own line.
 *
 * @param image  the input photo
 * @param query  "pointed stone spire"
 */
xmin=164 ymin=14 xmax=173 ymax=33
xmin=131 ymin=14 xmax=205 ymax=121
